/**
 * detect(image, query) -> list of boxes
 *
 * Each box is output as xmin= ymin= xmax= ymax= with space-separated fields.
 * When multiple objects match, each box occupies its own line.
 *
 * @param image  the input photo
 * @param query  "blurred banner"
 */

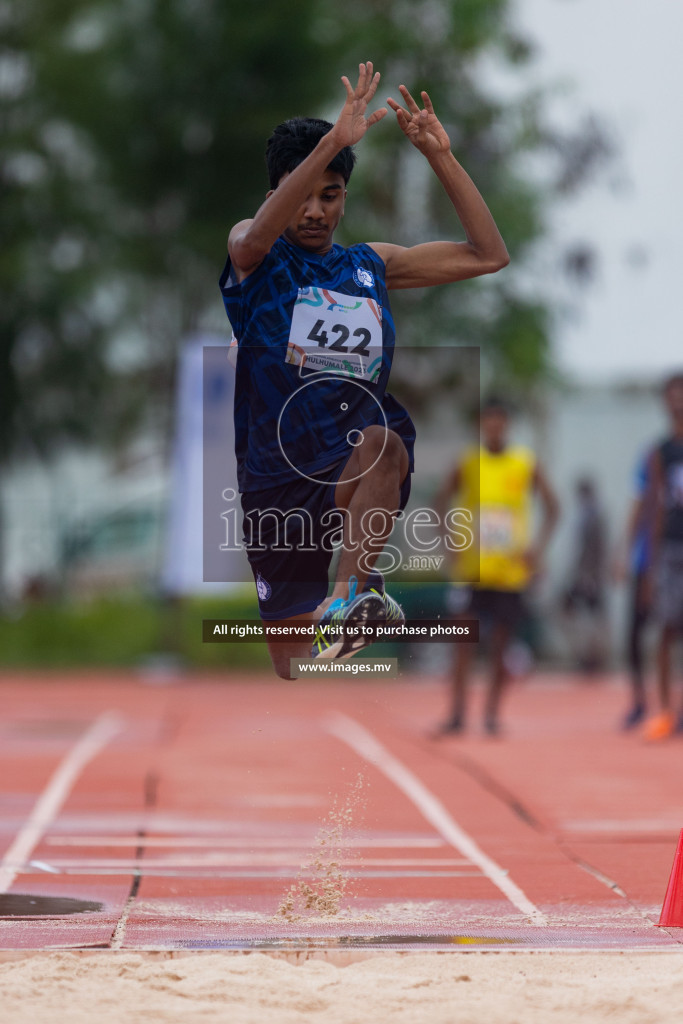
xmin=162 ymin=336 xmax=242 ymax=594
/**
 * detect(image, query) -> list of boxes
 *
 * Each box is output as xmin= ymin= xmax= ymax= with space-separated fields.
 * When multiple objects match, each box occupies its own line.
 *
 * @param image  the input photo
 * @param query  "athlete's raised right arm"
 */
xmin=228 ymin=62 xmax=387 ymax=282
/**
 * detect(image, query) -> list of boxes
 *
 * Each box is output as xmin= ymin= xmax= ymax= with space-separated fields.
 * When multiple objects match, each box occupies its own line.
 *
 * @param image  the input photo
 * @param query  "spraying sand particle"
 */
xmin=277 ymin=775 xmax=366 ymax=921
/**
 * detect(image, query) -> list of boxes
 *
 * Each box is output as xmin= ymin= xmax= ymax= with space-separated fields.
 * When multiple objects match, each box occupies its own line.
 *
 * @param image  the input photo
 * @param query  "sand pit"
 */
xmin=2 ymin=951 xmax=683 ymax=1023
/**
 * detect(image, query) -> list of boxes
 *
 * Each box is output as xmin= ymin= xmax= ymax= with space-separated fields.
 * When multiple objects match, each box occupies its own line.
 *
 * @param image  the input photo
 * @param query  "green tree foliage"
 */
xmin=1 ymin=0 xmax=344 ymax=460
xmin=328 ymin=0 xmax=611 ymax=399
xmin=0 ymin=0 xmax=610 ymax=461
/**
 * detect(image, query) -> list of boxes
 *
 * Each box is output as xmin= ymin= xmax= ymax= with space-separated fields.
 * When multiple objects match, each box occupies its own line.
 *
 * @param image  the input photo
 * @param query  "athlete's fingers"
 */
xmin=416 ymin=108 xmax=429 ymax=141
xmin=421 ymin=90 xmax=436 ymax=116
xmin=366 ymin=106 xmax=388 ymax=128
xmin=364 ymin=70 xmax=381 ymax=105
xmin=355 ymin=61 xmax=369 ymax=97
xmin=392 ymin=107 xmax=410 ymax=133
xmin=341 ymin=75 xmax=354 ymax=101
xmin=387 ymin=96 xmax=415 ymax=136
xmin=386 ymin=96 xmax=406 ymax=116
xmin=398 ymin=84 xmax=421 ymax=114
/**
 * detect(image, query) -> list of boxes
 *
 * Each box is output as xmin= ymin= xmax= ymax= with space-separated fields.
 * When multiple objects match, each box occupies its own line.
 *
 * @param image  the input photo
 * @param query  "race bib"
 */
xmin=479 ymin=506 xmax=516 ymax=551
xmin=286 ymin=286 xmax=383 ymax=382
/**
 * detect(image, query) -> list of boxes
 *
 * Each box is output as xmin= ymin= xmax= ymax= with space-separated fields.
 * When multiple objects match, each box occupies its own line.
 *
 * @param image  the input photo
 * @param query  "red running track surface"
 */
xmin=0 ymin=670 xmax=681 ymax=953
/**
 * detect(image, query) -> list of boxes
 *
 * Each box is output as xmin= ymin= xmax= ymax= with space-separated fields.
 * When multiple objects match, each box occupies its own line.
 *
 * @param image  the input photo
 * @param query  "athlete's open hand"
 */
xmin=387 ymin=86 xmax=451 ymax=156
xmin=332 ymin=62 xmax=388 ymax=147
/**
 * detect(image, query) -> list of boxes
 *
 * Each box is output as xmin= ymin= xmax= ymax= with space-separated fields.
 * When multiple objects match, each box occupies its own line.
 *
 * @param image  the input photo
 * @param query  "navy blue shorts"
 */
xmin=241 ymin=457 xmax=412 ymax=620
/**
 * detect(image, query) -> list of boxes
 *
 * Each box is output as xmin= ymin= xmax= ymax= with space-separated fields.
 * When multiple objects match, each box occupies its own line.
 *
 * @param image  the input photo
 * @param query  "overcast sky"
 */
xmin=516 ymin=0 xmax=683 ymax=382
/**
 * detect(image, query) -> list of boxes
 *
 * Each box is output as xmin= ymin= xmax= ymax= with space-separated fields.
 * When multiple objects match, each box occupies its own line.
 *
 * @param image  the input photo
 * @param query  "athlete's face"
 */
xmin=271 ymin=169 xmax=347 ymax=253
xmin=480 ymin=409 xmax=509 ymax=452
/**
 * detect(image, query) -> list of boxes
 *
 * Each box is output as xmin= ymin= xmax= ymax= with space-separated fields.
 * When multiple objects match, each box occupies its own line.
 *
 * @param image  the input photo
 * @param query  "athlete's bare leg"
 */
xmin=448 ymin=638 xmax=475 ymax=730
xmin=264 ymin=610 xmax=325 ymax=679
xmin=327 ymin=425 xmax=409 ymax=605
xmin=642 ymin=624 xmax=680 ymax=739
xmin=628 ymin=574 xmax=649 ymax=705
xmin=655 ymin=625 xmax=675 ymax=713
xmin=484 ymin=622 xmax=512 ymax=733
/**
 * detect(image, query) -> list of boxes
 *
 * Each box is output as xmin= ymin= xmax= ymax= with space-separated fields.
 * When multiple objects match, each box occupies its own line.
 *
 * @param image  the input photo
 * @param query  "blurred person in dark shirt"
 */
xmin=561 ymin=477 xmax=609 ymax=674
xmin=642 ymin=373 xmax=683 ymax=741
xmin=613 ymin=447 xmax=658 ymax=729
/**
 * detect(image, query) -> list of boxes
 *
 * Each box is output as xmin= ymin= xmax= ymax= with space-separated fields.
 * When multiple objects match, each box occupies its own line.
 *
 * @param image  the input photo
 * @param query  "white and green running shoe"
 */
xmin=311 ymin=574 xmax=406 ymax=660
xmin=363 ymin=571 xmax=406 ymax=628
xmin=379 ymin=589 xmax=406 ymax=626
xmin=311 ymin=576 xmax=386 ymax=660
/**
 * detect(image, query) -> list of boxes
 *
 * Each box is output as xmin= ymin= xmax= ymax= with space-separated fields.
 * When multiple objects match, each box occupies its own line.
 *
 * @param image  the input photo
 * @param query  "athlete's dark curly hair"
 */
xmin=265 ymin=117 xmax=356 ymax=190
xmin=481 ymin=394 xmax=513 ymax=417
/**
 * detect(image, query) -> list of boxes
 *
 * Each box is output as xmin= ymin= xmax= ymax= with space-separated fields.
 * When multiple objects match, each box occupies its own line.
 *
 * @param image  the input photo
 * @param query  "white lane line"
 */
xmin=50 ymin=869 xmax=482 ymax=880
xmin=0 ymin=712 xmax=123 ymax=895
xmin=23 ymin=856 xmax=473 ymax=870
xmin=325 ymin=712 xmax=548 ymax=927
xmin=46 ymin=836 xmax=446 ymax=849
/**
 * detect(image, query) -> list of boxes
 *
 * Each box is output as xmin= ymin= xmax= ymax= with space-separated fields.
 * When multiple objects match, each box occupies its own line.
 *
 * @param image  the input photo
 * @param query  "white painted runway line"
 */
xmin=45 ymin=835 xmax=447 ymax=849
xmin=325 ymin=712 xmax=548 ymax=927
xmin=0 ymin=712 xmax=123 ymax=895
xmin=35 ymin=869 xmax=481 ymax=880
xmin=21 ymin=856 xmax=475 ymax=870
xmin=28 ymin=851 xmax=471 ymax=868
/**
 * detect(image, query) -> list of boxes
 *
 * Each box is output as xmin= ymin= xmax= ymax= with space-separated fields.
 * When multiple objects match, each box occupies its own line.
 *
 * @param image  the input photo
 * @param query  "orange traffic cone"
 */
xmin=658 ymin=828 xmax=683 ymax=927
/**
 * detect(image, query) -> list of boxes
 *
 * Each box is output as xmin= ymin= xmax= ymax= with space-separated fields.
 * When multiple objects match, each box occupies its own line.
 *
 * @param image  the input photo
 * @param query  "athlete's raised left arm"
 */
xmin=369 ymin=86 xmax=509 ymax=289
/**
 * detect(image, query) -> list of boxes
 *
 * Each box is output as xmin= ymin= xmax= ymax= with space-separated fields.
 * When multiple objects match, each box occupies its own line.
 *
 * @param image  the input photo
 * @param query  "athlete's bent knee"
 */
xmin=268 ymin=642 xmax=303 ymax=680
xmin=360 ymin=427 xmax=405 ymax=467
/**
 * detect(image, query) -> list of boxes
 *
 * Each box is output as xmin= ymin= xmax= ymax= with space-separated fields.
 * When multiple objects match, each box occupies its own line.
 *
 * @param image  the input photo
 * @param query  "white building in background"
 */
xmin=516 ymin=0 xmax=683 ymax=382
xmin=0 ymin=440 xmax=169 ymax=600
xmin=0 ymin=336 xmax=247 ymax=602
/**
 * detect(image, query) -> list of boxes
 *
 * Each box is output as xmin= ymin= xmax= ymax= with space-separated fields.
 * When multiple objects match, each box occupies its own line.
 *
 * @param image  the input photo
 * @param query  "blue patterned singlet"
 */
xmin=219 ymin=236 xmax=415 ymax=493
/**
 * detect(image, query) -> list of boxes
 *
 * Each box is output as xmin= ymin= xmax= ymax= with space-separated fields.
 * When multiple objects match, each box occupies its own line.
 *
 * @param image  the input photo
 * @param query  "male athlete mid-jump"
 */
xmin=220 ymin=62 xmax=509 ymax=678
